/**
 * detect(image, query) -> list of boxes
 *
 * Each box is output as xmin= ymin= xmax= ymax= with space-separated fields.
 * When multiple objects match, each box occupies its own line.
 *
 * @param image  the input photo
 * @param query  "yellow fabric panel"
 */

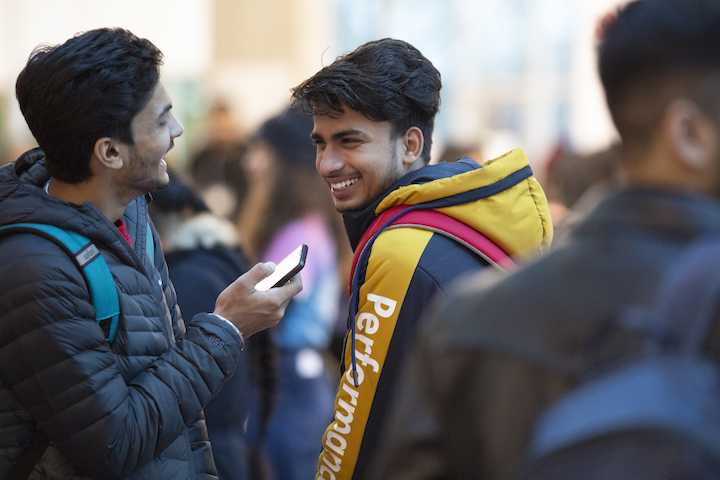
xmin=375 ymin=148 xmax=553 ymax=260
xmin=377 ymin=148 xmax=530 ymax=209
xmin=526 ymin=175 xmax=554 ymax=256
xmin=316 ymin=228 xmax=433 ymax=480
xmin=438 ymin=175 xmax=553 ymax=260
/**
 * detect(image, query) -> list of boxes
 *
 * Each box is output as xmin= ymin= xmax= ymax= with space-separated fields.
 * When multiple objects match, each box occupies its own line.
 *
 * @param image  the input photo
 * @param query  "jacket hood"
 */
xmin=0 ymin=148 xmax=148 ymax=269
xmin=344 ymin=148 xmax=553 ymax=260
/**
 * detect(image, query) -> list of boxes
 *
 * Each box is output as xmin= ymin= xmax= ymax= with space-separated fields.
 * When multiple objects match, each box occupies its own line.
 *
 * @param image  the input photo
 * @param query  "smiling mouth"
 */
xmin=330 ymin=178 xmax=358 ymax=191
xmin=163 ymin=141 xmax=174 ymax=158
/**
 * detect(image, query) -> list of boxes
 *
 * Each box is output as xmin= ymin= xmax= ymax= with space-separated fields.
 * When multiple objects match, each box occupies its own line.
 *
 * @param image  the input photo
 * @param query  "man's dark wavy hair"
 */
xmin=291 ymin=38 xmax=441 ymax=163
xmin=16 ymin=27 xmax=163 ymax=183
xmin=598 ymin=0 xmax=720 ymax=144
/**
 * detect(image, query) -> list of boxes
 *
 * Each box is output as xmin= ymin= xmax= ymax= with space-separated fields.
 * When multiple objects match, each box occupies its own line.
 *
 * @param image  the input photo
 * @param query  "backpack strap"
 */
xmin=146 ymin=221 xmax=155 ymax=264
xmin=0 ymin=223 xmax=120 ymax=343
xmin=0 ymin=221 xmax=156 ymax=477
xmin=344 ymin=204 xmax=515 ymax=387
xmin=349 ymin=205 xmax=515 ymax=293
xmin=385 ymin=208 xmax=516 ymax=270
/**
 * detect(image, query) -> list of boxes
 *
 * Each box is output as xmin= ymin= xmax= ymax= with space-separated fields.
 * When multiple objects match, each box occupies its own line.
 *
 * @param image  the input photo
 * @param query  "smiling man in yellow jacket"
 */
xmin=292 ymin=38 xmax=552 ymax=480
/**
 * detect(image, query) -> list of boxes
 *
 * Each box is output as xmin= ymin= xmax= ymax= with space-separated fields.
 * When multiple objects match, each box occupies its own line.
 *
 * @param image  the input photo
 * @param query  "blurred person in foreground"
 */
xmin=238 ymin=105 xmax=345 ymax=480
xmin=291 ymin=38 xmax=553 ymax=480
xmin=368 ymin=1 xmax=720 ymax=478
xmin=0 ymin=28 xmax=301 ymax=479
xmin=149 ymin=167 xmax=255 ymax=480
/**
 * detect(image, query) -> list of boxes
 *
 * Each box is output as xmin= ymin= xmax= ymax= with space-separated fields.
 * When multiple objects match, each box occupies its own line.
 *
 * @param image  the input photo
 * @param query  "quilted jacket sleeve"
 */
xmin=0 ymin=233 xmax=242 ymax=478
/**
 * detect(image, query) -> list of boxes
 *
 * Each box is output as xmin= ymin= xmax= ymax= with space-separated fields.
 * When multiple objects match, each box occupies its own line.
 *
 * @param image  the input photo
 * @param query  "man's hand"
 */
xmin=213 ymin=262 xmax=303 ymax=337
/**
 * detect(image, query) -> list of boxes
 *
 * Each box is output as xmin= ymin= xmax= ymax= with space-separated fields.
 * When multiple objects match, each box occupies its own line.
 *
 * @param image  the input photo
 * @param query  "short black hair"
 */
xmin=16 ymin=27 xmax=163 ymax=183
xmin=291 ymin=38 xmax=441 ymax=163
xmin=598 ymin=0 xmax=720 ymax=146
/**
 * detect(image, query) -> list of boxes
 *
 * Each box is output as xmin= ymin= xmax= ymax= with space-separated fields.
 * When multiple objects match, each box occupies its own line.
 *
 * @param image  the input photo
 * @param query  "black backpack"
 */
xmin=512 ymin=239 xmax=720 ymax=480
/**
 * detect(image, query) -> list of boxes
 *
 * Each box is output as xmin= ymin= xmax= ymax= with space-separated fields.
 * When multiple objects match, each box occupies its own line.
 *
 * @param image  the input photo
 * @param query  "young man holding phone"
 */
xmin=291 ymin=38 xmax=553 ymax=480
xmin=0 ymin=28 xmax=301 ymax=479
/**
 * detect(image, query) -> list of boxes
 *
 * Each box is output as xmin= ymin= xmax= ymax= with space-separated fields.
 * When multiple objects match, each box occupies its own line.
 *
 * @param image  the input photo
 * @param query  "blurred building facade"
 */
xmin=0 ymin=0 xmax=624 ymax=172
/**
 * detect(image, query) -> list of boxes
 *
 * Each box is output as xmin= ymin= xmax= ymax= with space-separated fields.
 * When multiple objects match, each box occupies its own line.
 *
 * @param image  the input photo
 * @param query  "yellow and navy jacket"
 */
xmin=316 ymin=149 xmax=553 ymax=480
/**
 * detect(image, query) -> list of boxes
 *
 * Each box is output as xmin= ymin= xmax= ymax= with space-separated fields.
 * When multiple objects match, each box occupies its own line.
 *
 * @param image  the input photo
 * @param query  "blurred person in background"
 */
xmin=543 ymin=143 xmax=622 ymax=245
xmin=368 ymin=0 xmax=720 ymax=478
xmin=433 ymin=140 xmax=484 ymax=165
xmin=238 ymin=105 xmax=346 ymax=480
xmin=189 ymin=99 xmax=249 ymax=221
xmin=292 ymin=37 xmax=552 ymax=480
xmin=149 ymin=166 xmax=256 ymax=480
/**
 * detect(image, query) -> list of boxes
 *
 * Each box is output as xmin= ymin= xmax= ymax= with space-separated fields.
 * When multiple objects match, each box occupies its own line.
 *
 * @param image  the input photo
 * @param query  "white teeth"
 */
xmin=331 ymin=178 xmax=358 ymax=190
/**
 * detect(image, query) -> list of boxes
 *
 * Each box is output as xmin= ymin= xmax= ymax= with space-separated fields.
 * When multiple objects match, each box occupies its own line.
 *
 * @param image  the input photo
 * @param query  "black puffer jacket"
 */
xmin=0 ymin=149 xmax=243 ymax=479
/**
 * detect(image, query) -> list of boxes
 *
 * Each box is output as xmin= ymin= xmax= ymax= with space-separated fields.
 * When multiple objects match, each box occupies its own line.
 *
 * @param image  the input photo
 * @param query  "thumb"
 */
xmin=245 ymin=262 xmax=276 ymax=284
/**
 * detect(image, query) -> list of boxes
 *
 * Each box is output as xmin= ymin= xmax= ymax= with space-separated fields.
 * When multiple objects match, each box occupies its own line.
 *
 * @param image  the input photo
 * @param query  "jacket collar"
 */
xmin=342 ymin=158 xmax=480 ymax=250
xmin=576 ymin=187 xmax=720 ymax=242
xmin=1 ymin=148 xmax=149 ymax=268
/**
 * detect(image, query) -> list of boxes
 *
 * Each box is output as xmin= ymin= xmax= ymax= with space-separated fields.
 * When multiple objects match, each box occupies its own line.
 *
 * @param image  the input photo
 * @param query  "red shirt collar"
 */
xmin=115 ymin=219 xmax=133 ymax=247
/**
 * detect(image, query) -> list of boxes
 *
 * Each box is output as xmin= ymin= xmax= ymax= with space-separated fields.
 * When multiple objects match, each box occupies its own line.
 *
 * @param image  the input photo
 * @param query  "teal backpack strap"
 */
xmin=146 ymin=221 xmax=155 ymax=264
xmin=0 ymin=223 xmax=120 ymax=343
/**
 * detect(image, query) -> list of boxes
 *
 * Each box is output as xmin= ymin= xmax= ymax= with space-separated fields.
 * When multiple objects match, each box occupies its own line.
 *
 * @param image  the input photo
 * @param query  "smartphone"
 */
xmin=254 ymin=244 xmax=308 ymax=291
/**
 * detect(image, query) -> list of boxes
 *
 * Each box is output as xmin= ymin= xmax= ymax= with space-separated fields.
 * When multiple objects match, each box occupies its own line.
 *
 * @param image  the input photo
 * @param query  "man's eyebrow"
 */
xmin=331 ymin=129 xmax=366 ymax=140
xmin=311 ymin=128 xmax=368 ymax=142
xmin=158 ymin=103 xmax=172 ymax=120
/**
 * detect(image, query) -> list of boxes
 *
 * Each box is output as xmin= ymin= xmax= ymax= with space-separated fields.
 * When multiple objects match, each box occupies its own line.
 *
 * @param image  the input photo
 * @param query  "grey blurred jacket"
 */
xmin=368 ymin=188 xmax=720 ymax=479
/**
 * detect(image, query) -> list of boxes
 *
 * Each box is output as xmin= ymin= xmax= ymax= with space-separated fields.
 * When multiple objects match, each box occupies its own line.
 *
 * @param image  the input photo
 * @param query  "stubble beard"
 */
xmin=123 ymin=145 xmax=169 ymax=198
xmin=337 ymin=142 xmax=402 ymax=214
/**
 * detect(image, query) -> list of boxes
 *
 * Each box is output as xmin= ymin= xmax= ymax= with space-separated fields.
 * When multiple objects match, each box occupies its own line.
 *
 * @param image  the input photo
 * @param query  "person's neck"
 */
xmin=620 ymin=149 xmax=717 ymax=197
xmin=47 ymin=176 xmax=128 ymax=223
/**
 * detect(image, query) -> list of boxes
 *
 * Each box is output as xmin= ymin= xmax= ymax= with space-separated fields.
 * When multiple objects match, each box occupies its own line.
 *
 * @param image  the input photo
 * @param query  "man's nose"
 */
xmin=171 ymin=115 xmax=184 ymax=138
xmin=317 ymin=144 xmax=343 ymax=175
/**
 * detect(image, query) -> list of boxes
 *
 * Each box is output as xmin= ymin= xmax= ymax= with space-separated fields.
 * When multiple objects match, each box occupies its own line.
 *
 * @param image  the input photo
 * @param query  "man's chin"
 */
xmin=147 ymin=176 xmax=170 ymax=194
xmin=334 ymin=201 xmax=368 ymax=214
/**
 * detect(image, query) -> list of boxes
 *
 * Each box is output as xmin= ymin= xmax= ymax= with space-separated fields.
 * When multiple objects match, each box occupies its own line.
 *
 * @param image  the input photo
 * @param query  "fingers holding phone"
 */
xmin=255 ymin=244 xmax=308 ymax=291
xmin=212 ymin=246 xmax=306 ymax=338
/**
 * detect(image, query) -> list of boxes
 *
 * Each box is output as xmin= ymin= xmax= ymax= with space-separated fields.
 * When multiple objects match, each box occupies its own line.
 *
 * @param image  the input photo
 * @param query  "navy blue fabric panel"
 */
xmin=413 ymin=232 xmax=493 ymax=289
xmin=417 ymin=165 xmax=532 ymax=210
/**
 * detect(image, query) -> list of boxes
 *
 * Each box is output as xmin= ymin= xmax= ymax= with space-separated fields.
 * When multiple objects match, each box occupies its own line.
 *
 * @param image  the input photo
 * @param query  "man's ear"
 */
xmin=93 ymin=137 xmax=124 ymax=170
xmin=664 ymin=98 xmax=717 ymax=170
xmin=401 ymin=127 xmax=425 ymax=167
